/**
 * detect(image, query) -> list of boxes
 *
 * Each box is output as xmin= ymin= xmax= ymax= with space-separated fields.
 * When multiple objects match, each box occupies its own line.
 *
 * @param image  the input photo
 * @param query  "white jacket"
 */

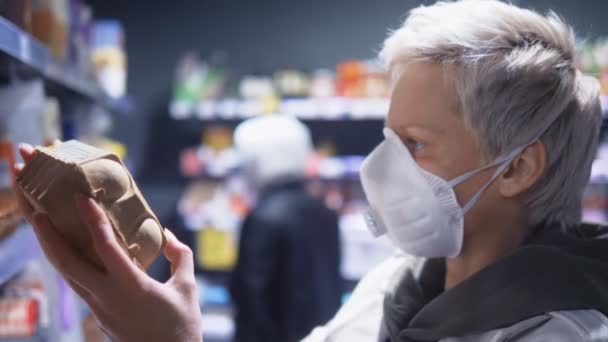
xmin=302 ymin=253 xmax=608 ymax=342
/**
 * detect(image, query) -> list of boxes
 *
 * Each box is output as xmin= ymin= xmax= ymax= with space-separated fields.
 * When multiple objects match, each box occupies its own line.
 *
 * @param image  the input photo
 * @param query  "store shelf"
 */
xmin=0 ymin=17 xmax=100 ymax=98
xmin=170 ymin=97 xmax=389 ymax=122
xmin=0 ymin=16 xmax=134 ymax=116
xmin=0 ymin=223 xmax=40 ymax=285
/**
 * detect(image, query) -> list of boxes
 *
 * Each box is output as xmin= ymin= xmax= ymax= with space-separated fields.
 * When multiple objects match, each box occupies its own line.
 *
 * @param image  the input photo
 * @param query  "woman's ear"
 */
xmin=498 ymin=140 xmax=547 ymax=198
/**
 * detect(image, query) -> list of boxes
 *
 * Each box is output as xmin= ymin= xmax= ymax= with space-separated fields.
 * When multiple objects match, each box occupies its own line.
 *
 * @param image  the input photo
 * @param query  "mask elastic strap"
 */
xmin=450 ymin=145 xmax=525 ymax=214
xmin=461 ymin=159 xmax=513 ymax=214
xmin=447 ymin=147 xmax=524 ymax=188
xmin=447 ymin=110 xmax=560 ymax=189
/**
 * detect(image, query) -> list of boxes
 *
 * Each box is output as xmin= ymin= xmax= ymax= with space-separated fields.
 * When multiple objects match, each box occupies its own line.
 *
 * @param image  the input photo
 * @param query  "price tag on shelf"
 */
xmin=18 ymin=33 xmax=31 ymax=63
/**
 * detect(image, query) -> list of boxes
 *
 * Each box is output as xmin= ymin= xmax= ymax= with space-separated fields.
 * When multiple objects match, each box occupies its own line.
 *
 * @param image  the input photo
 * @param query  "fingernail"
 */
xmin=164 ymin=228 xmax=175 ymax=239
xmin=18 ymin=143 xmax=32 ymax=152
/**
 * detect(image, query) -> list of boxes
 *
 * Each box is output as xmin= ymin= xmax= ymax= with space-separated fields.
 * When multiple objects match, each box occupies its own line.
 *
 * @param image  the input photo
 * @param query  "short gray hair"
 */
xmin=234 ymin=115 xmax=312 ymax=187
xmin=380 ymin=0 xmax=602 ymax=227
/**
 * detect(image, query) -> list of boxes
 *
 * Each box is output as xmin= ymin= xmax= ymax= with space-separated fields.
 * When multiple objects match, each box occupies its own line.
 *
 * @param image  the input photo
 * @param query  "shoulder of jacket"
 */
xmin=301 ymin=252 xmax=418 ymax=342
xmin=357 ymin=251 xmax=420 ymax=296
xmin=449 ymin=310 xmax=608 ymax=342
xmin=513 ymin=310 xmax=608 ymax=341
xmin=546 ymin=310 xmax=608 ymax=340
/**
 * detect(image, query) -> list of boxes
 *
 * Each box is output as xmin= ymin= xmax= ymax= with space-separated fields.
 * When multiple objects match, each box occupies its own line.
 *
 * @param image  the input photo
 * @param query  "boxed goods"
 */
xmin=16 ymin=140 xmax=165 ymax=270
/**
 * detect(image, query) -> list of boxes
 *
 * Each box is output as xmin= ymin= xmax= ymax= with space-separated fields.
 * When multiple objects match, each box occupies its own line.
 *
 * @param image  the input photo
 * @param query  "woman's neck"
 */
xmin=444 ymin=212 xmax=529 ymax=290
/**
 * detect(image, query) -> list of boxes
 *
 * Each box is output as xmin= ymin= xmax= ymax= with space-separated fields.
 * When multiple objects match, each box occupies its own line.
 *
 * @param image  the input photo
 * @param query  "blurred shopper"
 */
xmin=230 ymin=115 xmax=342 ymax=342
xmin=13 ymin=1 xmax=608 ymax=341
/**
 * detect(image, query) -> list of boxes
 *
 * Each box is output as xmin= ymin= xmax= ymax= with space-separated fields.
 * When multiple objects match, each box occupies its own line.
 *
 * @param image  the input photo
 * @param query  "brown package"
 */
xmin=0 ymin=189 xmax=22 ymax=241
xmin=16 ymin=141 xmax=166 ymax=270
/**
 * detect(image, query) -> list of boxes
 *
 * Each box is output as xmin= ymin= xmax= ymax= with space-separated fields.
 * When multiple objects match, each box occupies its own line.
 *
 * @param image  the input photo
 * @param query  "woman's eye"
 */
xmin=404 ymin=138 xmax=425 ymax=152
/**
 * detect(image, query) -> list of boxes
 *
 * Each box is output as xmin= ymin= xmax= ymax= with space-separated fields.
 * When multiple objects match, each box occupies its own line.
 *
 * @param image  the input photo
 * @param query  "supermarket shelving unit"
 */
xmin=0 ymin=15 xmax=122 ymax=342
xmin=0 ymin=223 xmax=40 ymax=286
xmin=0 ymin=16 xmax=107 ymax=283
xmin=0 ymin=16 xmax=128 ymax=114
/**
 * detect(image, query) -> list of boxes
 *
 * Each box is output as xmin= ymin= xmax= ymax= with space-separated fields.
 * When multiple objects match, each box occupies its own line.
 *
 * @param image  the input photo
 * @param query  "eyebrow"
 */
xmin=385 ymin=121 xmax=446 ymax=137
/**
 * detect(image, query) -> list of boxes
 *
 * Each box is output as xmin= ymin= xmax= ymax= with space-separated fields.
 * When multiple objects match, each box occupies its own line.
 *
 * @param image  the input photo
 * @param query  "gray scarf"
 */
xmin=381 ymin=223 xmax=608 ymax=342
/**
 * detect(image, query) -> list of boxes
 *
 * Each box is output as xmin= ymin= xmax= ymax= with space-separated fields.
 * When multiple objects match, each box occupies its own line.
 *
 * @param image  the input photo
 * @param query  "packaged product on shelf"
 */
xmin=0 ymin=297 xmax=39 ymax=338
xmin=0 ymin=112 xmax=22 ymax=240
xmin=16 ymin=140 xmax=166 ymax=270
xmin=0 ymin=80 xmax=45 ymax=151
xmin=95 ymin=137 xmax=127 ymax=161
xmin=74 ymin=104 xmax=128 ymax=161
xmin=178 ymin=177 xmax=249 ymax=272
xmin=310 ymin=69 xmax=335 ymax=99
xmin=203 ymin=126 xmax=233 ymax=149
xmin=1 ymin=260 xmax=84 ymax=341
xmin=1 ymin=0 xmax=32 ymax=31
xmin=31 ymin=0 xmax=69 ymax=61
xmin=195 ymin=192 xmax=240 ymax=271
xmin=92 ymin=20 xmax=127 ymax=98
xmin=40 ymin=97 xmax=62 ymax=145
xmin=336 ymin=60 xmax=365 ymax=98
xmin=199 ymin=65 xmax=227 ymax=101
xmin=343 ymin=156 xmax=365 ymax=179
xmin=577 ymin=40 xmax=608 ymax=99
xmin=171 ymin=53 xmax=206 ymax=119
xmin=363 ymin=59 xmax=389 ymax=98
xmin=318 ymin=156 xmax=346 ymax=180
xmin=238 ymin=76 xmax=279 ymax=115
xmin=324 ymin=183 xmax=344 ymax=210
xmin=68 ymin=0 xmax=93 ymax=77
xmin=0 ymin=139 xmax=21 ymax=241
xmin=584 ymin=146 xmax=608 ymax=224
xmin=180 ymin=148 xmax=204 ymax=178
xmin=195 ymin=277 xmax=235 ymax=340
xmin=582 ymin=183 xmax=608 ymax=224
xmin=274 ymin=69 xmax=310 ymax=97
xmin=0 ymin=262 xmax=48 ymax=339
xmin=0 ymin=189 xmax=21 ymax=241
xmin=196 ymin=224 xmax=238 ymax=272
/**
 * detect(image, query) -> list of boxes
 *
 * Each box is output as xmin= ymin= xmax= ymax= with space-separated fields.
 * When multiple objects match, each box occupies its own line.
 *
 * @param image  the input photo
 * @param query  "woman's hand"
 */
xmin=13 ymin=144 xmax=203 ymax=342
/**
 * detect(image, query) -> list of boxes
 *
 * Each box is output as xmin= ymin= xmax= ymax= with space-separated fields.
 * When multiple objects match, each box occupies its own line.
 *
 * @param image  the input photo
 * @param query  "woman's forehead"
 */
xmin=387 ymin=63 xmax=463 ymax=133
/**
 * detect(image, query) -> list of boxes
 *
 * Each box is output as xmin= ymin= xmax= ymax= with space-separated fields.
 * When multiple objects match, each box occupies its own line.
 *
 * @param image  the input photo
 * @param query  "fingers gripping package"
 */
xmin=16 ymin=140 xmax=166 ymax=270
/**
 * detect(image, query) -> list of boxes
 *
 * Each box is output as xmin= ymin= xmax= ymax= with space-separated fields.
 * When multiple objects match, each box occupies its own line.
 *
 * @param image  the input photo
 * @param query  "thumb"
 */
xmin=18 ymin=143 xmax=36 ymax=162
xmin=164 ymin=229 xmax=195 ymax=281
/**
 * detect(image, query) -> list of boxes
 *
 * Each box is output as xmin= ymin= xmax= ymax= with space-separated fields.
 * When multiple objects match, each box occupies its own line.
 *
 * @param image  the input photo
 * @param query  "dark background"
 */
xmin=85 ymin=0 xmax=608 ymax=236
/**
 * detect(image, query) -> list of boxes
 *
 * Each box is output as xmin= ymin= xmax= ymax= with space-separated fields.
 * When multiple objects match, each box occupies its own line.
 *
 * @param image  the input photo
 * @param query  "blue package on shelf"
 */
xmin=204 ymin=285 xmax=231 ymax=306
xmin=93 ymin=20 xmax=124 ymax=49
xmin=0 ymin=224 xmax=41 ymax=285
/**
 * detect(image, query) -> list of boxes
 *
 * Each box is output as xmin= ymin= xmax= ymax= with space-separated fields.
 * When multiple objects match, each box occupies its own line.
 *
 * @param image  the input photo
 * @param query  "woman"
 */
xmin=14 ymin=0 xmax=608 ymax=341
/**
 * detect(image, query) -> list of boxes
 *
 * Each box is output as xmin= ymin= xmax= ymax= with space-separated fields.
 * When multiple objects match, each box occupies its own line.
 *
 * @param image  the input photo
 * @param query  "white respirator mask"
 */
xmin=360 ymin=127 xmax=527 ymax=258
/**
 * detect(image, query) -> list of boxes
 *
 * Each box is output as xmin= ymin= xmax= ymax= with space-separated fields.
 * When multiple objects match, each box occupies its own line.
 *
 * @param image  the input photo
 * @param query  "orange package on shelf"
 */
xmin=31 ymin=0 xmax=68 ymax=61
xmin=336 ymin=60 xmax=366 ymax=98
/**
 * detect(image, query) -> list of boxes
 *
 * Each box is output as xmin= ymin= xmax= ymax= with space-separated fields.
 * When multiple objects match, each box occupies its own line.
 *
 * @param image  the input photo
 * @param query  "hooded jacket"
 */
xmin=231 ymin=180 xmax=342 ymax=342
xmin=303 ymin=223 xmax=608 ymax=341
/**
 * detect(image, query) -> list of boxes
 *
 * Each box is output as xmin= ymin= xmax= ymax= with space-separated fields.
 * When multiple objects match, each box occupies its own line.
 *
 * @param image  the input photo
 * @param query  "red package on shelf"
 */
xmin=0 ymin=298 xmax=39 ymax=338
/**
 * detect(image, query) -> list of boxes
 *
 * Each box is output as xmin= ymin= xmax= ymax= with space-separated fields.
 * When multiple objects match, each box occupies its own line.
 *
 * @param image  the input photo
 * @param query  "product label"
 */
xmin=49 ymin=140 xmax=109 ymax=164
